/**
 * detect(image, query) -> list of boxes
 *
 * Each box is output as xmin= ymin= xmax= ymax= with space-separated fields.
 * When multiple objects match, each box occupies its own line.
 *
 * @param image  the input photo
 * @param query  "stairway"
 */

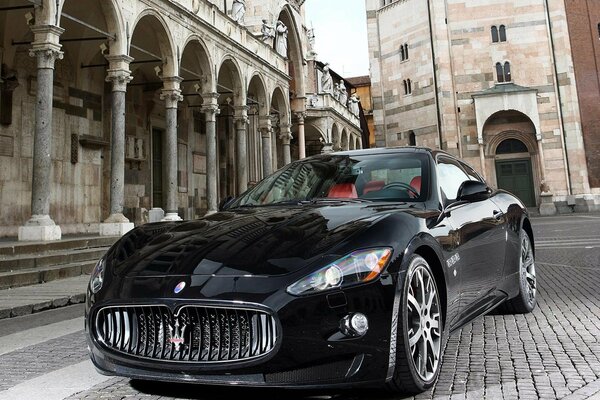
xmin=0 ymin=236 xmax=118 ymax=291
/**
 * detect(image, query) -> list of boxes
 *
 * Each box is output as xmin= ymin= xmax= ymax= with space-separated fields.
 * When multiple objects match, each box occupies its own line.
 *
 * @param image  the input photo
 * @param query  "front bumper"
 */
xmin=86 ymin=275 xmax=398 ymax=388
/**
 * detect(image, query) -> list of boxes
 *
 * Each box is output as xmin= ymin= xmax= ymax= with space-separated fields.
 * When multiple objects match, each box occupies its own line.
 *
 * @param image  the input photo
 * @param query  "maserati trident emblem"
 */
xmin=168 ymin=318 xmax=187 ymax=351
xmin=174 ymin=281 xmax=186 ymax=294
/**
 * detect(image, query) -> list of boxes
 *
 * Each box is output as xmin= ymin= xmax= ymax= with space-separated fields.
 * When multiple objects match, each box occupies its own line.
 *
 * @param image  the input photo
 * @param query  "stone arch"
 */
xmin=483 ymin=111 xmax=541 ymax=207
xmin=180 ymin=35 xmax=215 ymax=93
xmin=247 ymin=73 xmax=269 ymax=181
xmin=217 ymin=56 xmax=245 ymax=106
xmin=341 ymin=129 xmax=349 ymax=151
xmin=276 ymin=5 xmax=306 ymax=101
xmin=270 ymin=85 xmax=290 ymax=123
xmin=331 ymin=124 xmax=340 ymax=151
xmin=129 ymin=10 xmax=177 ymax=78
xmin=58 ymin=0 xmax=126 ymax=56
xmin=37 ymin=0 xmax=58 ymax=25
xmin=248 ymin=72 xmax=269 ymax=117
xmin=271 ymin=85 xmax=290 ymax=168
xmin=483 ymin=111 xmax=538 ymax=156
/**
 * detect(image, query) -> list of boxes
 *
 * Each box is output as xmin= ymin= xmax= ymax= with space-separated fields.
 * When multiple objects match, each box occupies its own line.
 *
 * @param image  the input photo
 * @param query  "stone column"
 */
xmin=295 ymin=112 xmax=306 ymax=159
xmin=279 ymin=123 xmax=293 ymax=166
xmin=202 ymin=93 xmax=220 ymax=214
xmin=536 ymin=133 xmax=547 ymax=184
xmin=234 ymin=106 xmax=249 ymax=194
xmin=260 ymin=117 xmax=273 ymax=177
xmin=100 ymin=55 xmax=134 ymax=236
xmin=160 ymin=77 xmax=184 ymax=221
xmin=19 ymin=25 xmax=64 ymax=242
xmin=478 ymin=139 xmax=487 ymax=181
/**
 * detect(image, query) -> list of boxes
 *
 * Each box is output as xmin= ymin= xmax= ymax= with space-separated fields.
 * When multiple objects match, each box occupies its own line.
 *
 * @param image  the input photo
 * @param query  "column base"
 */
xmin=161 ymin=212 xmax=182 ymax=222
xmin=18 ymin=215 xmax=62 ymax=241
xmin=205 ymin=210 xmax=218 ymax=216
xmin=18 ymin=225 xmax=62 ymax=241
xmin=99 ymin=222 xmax=134 ymax=237
xmin=148 ymin=208 xmax=165 ymax=223
xmin=539 ymin=193 xmax=557 ymax=216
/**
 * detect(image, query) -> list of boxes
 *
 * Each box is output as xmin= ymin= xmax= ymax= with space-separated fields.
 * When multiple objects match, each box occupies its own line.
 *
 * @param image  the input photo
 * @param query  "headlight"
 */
xmin=287 ymin=248 xmax=393 ymax=296
xmin=89 ymin=258 xmax=105 ymax=294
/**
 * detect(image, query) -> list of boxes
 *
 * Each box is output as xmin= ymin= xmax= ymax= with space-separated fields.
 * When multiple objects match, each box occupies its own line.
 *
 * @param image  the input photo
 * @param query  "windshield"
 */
xmin=232 ymin=152 xmax=430 ymax=207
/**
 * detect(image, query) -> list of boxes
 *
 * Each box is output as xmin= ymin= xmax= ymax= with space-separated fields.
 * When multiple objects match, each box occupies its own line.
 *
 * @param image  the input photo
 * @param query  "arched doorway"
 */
xmin=494 ymin=139 xmax=536 ymax=207
xmin=483 ymin=110 xmax=541 ymax=207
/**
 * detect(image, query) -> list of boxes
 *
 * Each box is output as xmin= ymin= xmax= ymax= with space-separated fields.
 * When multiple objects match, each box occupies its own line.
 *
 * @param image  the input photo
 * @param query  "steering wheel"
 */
xmin=381 ymin=182 xmax=420 ymax=198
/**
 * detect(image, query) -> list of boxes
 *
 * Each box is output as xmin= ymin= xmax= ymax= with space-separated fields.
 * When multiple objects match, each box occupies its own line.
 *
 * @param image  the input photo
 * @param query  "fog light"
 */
xmin=341 ymin=313 xmax=369 ymax=337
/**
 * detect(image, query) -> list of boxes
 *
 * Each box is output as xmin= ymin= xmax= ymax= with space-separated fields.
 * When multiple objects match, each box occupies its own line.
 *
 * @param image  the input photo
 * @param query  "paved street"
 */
xmin=1 ymin=214 xmax=599 ymax=400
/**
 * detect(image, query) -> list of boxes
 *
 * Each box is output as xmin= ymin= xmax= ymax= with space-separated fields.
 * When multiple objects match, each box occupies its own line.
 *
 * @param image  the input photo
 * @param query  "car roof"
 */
xmin=331 ymin=146 xmax=453 ymax=159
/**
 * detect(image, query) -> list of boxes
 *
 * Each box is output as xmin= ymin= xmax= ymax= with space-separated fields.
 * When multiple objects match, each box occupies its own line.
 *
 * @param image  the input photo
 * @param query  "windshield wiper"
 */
xmin=309 ymin=197 xmax=373 ymax=204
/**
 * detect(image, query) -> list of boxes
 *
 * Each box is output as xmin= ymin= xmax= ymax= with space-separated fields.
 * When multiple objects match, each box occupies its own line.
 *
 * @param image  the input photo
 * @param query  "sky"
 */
xmin=304 ymin=0 xmax=370 ymax=78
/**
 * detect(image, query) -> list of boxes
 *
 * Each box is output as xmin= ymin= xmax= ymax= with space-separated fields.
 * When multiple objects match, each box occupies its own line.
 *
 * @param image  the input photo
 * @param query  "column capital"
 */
xmin=160 ymin=76 xmax=184 ymax=108
xmin=279 ymin=123 xmax=293 ymax=143
xmin=294 ymin=111 xmax=306 ymax=123
xmin=536 ymin=132 xmax=543 ymax=141
xmin=201 ymin=92 xmax=220 ymax=121
xmin=234 ymin=105 xmax=250 ymax=126
xmin=106 ymin=64 xmax=133 ymax=93
xmin=29 ymin=25 xmax=64 ymax=69
xmin=260 ymin=126 xmax=273 ymax=139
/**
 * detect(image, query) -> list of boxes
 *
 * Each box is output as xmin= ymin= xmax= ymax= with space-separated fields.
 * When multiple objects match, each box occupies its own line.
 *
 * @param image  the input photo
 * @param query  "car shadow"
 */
xmin=129 ymin=379 xmax=412 ymax=400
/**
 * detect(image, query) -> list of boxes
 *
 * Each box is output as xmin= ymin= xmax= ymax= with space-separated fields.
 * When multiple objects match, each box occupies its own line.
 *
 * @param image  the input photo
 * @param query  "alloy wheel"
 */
xmin=521 ymin=234 xmax=536 ymax=305
xmin=406 ymin=265 xmax=441 ymax=382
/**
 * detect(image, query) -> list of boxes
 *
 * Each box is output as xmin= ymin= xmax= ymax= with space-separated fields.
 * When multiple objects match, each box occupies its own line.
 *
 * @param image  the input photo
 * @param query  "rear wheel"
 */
xmin=386 ymin=255 xmax=443 ymax=394
xmin=499 ymin=228 xmax=536 ymax=314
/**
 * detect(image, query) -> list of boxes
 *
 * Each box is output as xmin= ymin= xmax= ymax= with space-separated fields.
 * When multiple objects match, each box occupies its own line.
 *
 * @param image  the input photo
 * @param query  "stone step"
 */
xmin=0 ymin=247 xmax=109 ymax=273
xmin=0 ymin=275 xmax=89 ymax=319
xmin=0 ymin=260 xmax=96 ymax=290
xmin=0 ymin=236 xmax=118 ymax=257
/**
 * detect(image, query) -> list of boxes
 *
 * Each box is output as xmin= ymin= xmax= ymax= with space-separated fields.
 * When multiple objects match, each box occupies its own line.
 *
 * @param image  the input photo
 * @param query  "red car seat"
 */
xmin=328 ymin=183 xmax=358 ymax=198
xmin=363 ymin=180 xmax=385 ymax=194
xmin=409 ymin=176 xmax=422 ymax=197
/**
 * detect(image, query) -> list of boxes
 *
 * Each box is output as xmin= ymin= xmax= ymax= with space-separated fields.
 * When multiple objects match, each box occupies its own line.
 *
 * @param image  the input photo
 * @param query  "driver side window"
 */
xmin=437 ymin=157 xmax=470 ymax=201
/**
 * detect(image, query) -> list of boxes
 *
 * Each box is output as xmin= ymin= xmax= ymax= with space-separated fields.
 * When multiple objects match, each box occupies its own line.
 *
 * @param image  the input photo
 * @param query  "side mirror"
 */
xmin=218 ymin=196 xmax=235 ymax=211
xmin=457 ymin=181 xmax=490 ymax=202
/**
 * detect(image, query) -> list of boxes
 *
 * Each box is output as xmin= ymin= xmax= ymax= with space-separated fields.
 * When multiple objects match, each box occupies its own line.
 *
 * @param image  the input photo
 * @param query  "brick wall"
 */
xmin=564 ymin=0 xmax=600 ymax=189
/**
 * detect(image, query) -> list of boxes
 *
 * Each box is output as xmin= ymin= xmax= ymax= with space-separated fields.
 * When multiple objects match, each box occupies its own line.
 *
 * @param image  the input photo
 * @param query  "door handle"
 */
xmin=493 ymin=210 xmax=504 ymax=221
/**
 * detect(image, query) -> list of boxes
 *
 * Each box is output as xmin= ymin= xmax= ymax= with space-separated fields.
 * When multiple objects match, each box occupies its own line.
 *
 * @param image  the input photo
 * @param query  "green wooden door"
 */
xmin=495 ymin=159 xmax=536 ymax=207
xmin=152 ymin=128 xmax=164 ymax=208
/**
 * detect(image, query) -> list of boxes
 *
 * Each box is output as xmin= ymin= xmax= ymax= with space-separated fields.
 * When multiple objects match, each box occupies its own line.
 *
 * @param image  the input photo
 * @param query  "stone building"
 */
xmin=0 ymin=0 xmax=363 ymax=240
xmin=366 ymin=0 xmax=600 ymax=213
xmin=347 ymin=75 xmax=375 ymax=147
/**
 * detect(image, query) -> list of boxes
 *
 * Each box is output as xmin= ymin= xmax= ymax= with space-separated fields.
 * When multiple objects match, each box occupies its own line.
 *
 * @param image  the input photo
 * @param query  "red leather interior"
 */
xmin=328 ymin=183 xmax=358 ymax=198
xmin=409 ymin=176 xmax=422 ymax=196
xmin=363 ymin=180 xmax=385 ymax=194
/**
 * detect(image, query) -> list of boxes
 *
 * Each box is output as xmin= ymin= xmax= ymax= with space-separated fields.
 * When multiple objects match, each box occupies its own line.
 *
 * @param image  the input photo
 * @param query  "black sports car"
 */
xmin=86 ymin=147 xmax=536 ymax=394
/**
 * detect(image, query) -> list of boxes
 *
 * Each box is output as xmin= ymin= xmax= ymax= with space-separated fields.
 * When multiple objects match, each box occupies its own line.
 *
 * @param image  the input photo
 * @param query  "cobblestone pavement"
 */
xmin=1 ymin=215 xmax=599 ymax=400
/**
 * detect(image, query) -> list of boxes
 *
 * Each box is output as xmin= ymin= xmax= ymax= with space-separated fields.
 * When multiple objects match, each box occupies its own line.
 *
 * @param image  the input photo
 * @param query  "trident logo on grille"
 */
xmin=168 ymin=318 xmax=187 ymax=351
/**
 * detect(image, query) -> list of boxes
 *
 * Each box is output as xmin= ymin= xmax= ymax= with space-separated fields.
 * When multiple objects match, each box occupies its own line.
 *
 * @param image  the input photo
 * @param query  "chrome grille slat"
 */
xmin=94 ymin=304 xmax=277 ymax=363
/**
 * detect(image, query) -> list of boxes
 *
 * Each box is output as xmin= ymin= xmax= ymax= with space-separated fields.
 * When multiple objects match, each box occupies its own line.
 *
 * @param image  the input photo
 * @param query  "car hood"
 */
xmin=109 ymin=204 xmax=406 ymax=278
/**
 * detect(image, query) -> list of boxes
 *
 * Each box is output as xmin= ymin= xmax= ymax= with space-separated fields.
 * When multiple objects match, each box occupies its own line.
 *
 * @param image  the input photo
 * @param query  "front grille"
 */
xmin=94 ymin=305 xmax=278 ymax=363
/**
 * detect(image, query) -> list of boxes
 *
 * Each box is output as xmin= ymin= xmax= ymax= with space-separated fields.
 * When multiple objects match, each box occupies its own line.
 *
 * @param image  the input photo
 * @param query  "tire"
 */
xmin=499 ymin=228 xmax=537 ymax=314
xmin=386 ymin=255 xmax=444 ymax=394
